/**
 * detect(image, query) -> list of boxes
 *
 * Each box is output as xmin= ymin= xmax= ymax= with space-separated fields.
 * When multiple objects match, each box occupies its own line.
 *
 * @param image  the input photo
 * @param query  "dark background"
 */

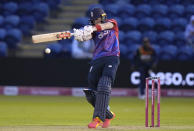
xmin=0 ymin=58 xmax=193 ymax=88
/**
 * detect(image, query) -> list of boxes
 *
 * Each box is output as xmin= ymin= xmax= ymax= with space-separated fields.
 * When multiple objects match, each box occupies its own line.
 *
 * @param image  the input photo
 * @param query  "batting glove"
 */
xmin=83 ymin=25 xmax=93 ymax=41
xmin=73 ymin=28 xmax=84 ymax=42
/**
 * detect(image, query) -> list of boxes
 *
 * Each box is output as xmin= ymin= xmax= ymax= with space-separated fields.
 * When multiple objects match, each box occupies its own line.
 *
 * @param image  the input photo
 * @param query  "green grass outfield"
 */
xmin=0 ymin=95 xmax=194 ymax=131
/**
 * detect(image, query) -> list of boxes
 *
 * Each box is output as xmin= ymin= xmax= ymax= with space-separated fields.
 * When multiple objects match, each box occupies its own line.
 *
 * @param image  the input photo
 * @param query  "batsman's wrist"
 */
xmin=95 ymin=24 xmax=102 ymax=32
xmin=92 ymin=26 xmax=97 ymax=32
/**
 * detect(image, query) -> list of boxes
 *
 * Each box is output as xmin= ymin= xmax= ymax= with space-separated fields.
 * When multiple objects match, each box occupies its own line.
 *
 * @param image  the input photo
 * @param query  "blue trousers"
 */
xmin=88 ymin=56 xmax=120 ymax=91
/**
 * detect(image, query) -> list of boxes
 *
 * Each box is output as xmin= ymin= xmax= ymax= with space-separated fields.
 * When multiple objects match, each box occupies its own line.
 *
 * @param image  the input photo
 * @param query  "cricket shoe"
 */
xmin=88 ymin=117 xmax=103 ymax=128
xmin=102 ymin=112 xmax=115 ymax=128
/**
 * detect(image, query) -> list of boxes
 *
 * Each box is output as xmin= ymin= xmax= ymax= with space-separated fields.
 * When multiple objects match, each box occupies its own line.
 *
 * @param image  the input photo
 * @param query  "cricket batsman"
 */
xmin=73 ymin=8 xmax=120 ymax=128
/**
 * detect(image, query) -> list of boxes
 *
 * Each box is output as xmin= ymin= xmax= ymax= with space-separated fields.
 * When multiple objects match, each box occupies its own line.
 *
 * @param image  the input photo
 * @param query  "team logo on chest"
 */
xmin=98 ymin=30 xmax=110 ymax=39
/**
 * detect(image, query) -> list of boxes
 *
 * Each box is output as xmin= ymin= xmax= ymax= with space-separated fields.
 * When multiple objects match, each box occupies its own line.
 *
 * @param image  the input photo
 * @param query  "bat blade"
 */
xmin=32 ymin=32 xmax=73 ymax=44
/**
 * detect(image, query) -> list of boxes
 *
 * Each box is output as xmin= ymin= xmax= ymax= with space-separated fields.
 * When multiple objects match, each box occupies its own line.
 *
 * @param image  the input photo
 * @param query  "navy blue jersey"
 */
xmin=92 ymin=19 xmax=120 ymax=60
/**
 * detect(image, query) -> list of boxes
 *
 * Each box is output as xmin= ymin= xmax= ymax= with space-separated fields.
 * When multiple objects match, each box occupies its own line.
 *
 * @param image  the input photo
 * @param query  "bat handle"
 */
xmin=70 ymin=33 xmax=74 ymax=36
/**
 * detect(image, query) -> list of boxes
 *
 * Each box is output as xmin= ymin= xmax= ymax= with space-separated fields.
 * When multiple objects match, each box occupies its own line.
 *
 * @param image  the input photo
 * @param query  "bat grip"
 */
xmin=70 ymin=33 xmax=74 ymax=36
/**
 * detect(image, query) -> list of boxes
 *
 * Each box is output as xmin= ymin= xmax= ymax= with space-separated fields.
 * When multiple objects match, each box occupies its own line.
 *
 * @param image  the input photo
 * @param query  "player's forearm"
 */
xmin=92 ymin=22 xmax=114 ymax=31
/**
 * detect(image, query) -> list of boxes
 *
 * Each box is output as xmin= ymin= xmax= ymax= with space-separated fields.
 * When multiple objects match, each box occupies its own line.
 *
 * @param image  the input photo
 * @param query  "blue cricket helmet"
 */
xmin=89 ymin=8 xmax=107 ymax=25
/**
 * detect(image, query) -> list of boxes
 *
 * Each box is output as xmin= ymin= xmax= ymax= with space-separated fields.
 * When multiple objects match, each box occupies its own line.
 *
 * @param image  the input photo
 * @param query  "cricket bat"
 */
xmin=32 ymin=31 xmax=74 ymax=44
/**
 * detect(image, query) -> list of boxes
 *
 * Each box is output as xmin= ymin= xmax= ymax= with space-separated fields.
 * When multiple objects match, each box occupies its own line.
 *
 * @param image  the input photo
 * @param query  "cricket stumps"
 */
xmin=145 ymin=77 xmax=160 ymax=127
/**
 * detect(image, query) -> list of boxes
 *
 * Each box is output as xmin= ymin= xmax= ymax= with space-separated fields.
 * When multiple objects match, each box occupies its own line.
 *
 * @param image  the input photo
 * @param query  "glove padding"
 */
xmin=73 ymin=26 xmax=94 ymax=42
xmin=83 ymin=25 xmax=93 ymax=41
xmin=73 ymin=28 xmax=84 ymax=42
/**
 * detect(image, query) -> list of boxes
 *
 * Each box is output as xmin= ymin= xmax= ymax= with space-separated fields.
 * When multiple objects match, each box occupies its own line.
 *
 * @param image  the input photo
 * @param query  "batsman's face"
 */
xmin=94 ymin=18 xmax=102 ymax=25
